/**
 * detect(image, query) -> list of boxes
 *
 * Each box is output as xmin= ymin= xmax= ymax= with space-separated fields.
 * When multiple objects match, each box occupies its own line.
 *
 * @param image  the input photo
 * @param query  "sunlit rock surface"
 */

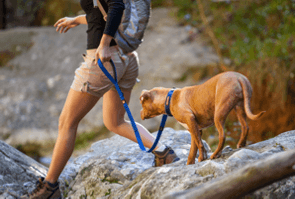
xmin=2 ymin=129 xmax=294 ymax=198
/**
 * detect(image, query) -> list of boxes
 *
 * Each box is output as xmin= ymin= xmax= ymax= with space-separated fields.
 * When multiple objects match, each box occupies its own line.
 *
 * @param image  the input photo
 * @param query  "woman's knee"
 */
xmin=103 ymin=120 xmax=116 ymax=132
xmin=103 ymin=118 xmax=124 ymax=133
xmin=58 ymin=113 xmax=79 ymax=133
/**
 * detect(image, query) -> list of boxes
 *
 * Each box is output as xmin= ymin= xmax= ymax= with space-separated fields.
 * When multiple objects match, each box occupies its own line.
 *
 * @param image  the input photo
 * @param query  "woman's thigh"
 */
xmin=102 ymin=89 xmax=132 ymax=127
xmin=59 ymin=88 xmax=100 ymax=128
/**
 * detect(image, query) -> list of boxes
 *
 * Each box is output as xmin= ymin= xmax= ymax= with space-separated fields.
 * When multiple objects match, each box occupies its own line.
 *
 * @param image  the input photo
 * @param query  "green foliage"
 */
xmin=105 ymin=189 xmax=111 ymax=196
xmin=0 ymin=31 xmax=34 ymax=67
xmin=101 ymin=177 xmax=120 ymax=184
xmin=62 ymin=180 xmax=71 ymax=198
xmin=152 ymin=0 xmax=167 ymax=8
xmin=206 ymin=0 xmax=295 ymax=109
xmin=34 ymin=0 xmax=82 ymax=26
xmin=168 ymin=0 xmax=295 ymax=66
xmin=15 ymin=142 xmax=42 ymax=161
xmin=80 ymin=164 xmax=94 ymax=176
xmin=0 ymin=50 xmax=15 ymax=67
xmin=74 ymin=131 xmax=99 ymax=150
xmin=170 ymin=0 xmax=295 ymax=140
xmin=74 ymin=126 xmax=112 ymax=150
xmin=211 ymin=0 xmax=295 ymax=66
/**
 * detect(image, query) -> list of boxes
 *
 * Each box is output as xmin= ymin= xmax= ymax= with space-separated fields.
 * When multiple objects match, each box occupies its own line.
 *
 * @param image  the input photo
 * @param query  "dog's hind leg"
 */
xmin=235 ymin=103 xmax=249 ymax=148
xmin=211 ymin=104 xmax=235 ymax=159
xmin=210 ymin=114 xmax=226 ymax=159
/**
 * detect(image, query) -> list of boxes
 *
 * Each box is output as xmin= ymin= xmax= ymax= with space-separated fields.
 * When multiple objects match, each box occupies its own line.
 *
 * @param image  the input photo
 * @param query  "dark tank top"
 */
xmin=80 ymin=0 xmax=124 ymax=49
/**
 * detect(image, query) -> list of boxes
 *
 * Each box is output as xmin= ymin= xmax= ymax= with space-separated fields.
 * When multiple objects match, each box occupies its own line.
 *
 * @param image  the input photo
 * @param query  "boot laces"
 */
xmin=29 ymin=178 xmax=45 ymax=195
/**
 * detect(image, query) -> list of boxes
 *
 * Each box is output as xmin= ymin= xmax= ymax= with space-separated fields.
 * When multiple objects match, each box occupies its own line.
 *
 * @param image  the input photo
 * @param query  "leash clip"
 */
xmin=165 ymin=88 xmax=175 ymax=117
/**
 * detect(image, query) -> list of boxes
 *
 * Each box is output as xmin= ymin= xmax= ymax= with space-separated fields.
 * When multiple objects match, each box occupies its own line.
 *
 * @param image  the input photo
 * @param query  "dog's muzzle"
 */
xmin=140 ymin=109 xmax=146 ymax=120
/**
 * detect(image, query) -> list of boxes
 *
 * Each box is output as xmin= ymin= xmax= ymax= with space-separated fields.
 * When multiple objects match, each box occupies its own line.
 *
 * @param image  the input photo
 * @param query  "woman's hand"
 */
xmin=54 ymin=17 xmax=80 ymax=33
xmin=95 ymin=34 xmax=113 ymax=64
xmin=96 ymin=45 xmax=112 ymax=64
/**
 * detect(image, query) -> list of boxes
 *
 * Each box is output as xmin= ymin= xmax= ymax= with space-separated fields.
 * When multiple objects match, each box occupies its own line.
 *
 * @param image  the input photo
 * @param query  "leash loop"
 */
xmin=97 ymin=59 xmax=167 ymax=152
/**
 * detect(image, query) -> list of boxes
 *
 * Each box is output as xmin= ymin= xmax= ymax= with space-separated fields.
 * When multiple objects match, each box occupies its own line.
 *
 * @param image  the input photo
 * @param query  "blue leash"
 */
xmin=97 ymin=59 xmax=171 ymax=152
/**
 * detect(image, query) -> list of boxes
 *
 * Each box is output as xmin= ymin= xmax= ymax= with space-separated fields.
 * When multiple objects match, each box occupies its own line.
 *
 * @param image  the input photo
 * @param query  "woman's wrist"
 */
xmin=100 ymin=34 xmax=113 ymax=47
xmin=74 ymin=15 xmax=87 ymax=25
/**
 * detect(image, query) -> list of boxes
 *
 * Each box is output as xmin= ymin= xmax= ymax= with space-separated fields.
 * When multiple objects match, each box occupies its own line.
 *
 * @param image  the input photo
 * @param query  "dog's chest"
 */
xmin=178 ymin=121 xmax=189 ymax=130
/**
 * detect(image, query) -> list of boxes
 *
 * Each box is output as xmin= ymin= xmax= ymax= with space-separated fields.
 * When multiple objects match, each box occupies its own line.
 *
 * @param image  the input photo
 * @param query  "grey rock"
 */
xmin=0 ymin=140 xmax=47 ymax=198
xmin=196 ymin=161 xmax=225 ymax=177
xmin=224 ymin=149 xmax=261 ymax=172
xmin=246 ymin=130 xmax=295 ymax=152
xmin=60 ymin=130 xmax=295 ymax=199
xmin=1 ymin=130 xmax=295 ymax=198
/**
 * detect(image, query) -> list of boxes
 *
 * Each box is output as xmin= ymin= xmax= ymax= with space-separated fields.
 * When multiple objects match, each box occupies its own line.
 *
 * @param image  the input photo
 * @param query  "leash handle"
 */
xmin=97 ymin=59 xmax=165 ymax=152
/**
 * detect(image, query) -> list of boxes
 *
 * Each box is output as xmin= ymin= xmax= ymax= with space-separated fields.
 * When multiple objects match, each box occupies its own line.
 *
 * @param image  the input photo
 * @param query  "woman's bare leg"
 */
xmin=45 ymin=89 xmax=100 ymax=183
xmin=103 ymin=89 xmax=164 ymax=149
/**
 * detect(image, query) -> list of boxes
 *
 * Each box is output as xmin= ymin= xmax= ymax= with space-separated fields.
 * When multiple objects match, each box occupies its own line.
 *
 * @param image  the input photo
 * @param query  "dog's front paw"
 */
xmin=237 ymin=143 xmax=246 ymax=149
xmin=210 ymin=153 xmax=221 ymax=159
xmin=198 ymin=156 xmax=204 ymax=162
xmin=197 ymin=147 xmax=208 ymax=162
xmin=186 ymin=159 xmax=195 ymax=165
xmin=198 ymin=153 xmax=208 ymax=162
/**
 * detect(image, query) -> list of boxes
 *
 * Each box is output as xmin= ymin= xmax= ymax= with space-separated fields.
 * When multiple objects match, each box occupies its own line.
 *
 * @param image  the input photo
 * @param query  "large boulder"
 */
xmin=61 ymin=129 xmax=295 ymax=199
xmin=1 ymin=129 xmax=294 ymax=198
xmin=0 ymin=140 xmax=47 ymax=198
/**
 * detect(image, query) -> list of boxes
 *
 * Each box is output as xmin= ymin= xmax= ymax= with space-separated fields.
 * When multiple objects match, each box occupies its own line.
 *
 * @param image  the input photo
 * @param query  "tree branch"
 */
xmin=196 ymin=0 xmax=227 ymax=72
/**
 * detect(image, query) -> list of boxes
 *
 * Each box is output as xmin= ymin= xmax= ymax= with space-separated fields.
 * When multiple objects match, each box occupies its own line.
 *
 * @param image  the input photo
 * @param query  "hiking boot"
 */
xmin=152 ymin=146 xmax=180 ymax=167
xmin=21 ymin=177 xmax=61 ymax=199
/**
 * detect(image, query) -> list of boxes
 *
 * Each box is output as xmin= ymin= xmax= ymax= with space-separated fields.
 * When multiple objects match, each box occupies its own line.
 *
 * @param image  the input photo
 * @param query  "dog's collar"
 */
xmin=165 ymin=88 xmax=175 ymax=117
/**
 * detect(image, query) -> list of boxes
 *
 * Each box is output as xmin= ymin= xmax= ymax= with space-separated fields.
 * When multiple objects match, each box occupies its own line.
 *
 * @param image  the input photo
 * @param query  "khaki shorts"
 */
xmin=71 ymin=46 xmax=139 ymax=98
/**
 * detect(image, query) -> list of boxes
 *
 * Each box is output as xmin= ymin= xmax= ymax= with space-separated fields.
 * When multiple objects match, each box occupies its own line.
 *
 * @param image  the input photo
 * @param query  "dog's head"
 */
xmin=139 ymin=88 xmax=166 ymax=120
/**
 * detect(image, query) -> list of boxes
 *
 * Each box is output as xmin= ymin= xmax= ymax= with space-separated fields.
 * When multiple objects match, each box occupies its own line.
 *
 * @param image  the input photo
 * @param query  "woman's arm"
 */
xmin=95 ymin=33 xmax=113 ymax=63
xmin=103 ymin=0 xmax=125 ymax=38
xmin=73 ymin=15 xmax=87 ymax=25
xmin=95 ymin=0 xmax=125 ymax=62
xmin=54 ymin=15 xmax=87 ymax=33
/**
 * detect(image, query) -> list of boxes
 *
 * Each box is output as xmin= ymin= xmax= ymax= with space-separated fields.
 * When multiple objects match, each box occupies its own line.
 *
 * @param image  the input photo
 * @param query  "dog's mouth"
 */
xmin=140 ymin=109 xmax=148 ymax=120
xmin=140 ymin=109 xmax=158 ymax=120
xmin=141 ymin=109 xmax=156 ymax=120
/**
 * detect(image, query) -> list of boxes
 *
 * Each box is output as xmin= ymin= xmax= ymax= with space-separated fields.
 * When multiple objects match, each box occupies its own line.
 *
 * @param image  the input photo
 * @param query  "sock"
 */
xmin=45 ymin=180 xmax=59 ymax=188
xmin=155 ymin=145 xmax=167 ymax=152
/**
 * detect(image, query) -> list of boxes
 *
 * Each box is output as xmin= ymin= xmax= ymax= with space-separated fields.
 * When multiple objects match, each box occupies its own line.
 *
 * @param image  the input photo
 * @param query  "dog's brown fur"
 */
xmin=140 ymin=71 xmax=265 ymax=165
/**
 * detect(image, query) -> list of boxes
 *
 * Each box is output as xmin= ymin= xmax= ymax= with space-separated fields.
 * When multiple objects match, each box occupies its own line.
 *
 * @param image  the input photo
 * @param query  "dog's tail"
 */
xmin=238 ymin=78 xmax=265 ymax=120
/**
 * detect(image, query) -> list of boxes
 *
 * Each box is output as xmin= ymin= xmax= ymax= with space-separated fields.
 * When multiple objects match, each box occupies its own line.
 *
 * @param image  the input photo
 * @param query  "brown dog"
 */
xmin=140 ymin=71 xmax=265 ymax=164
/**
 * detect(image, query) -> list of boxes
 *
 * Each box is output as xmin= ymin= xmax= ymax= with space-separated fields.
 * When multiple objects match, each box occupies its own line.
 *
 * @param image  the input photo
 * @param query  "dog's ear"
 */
xmin=139 ymin=90 xmax=151 ymax=104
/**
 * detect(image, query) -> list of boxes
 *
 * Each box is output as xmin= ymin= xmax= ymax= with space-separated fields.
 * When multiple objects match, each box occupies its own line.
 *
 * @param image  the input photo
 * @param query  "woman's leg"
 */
xmin=45 ymin=89 xmax=100 ymax=183
xmin=103 ymin=89 xmax=164 ymax=149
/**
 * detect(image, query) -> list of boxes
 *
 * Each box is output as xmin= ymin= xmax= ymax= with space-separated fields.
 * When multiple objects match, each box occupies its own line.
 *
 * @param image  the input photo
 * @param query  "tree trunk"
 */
xmin=0 ymin=0 xmax=6 ymax=29
xmin=164 ymin=149 xmax=295 ymax=199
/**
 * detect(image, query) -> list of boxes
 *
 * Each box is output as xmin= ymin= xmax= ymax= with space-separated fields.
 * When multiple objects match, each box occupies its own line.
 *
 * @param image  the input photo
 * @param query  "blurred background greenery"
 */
xmin=167 ymin=0 xmax=295 ymax=149
xmin=1 ymin=0 xmax=295 ymax=155
xmin=151 ymin=0 xmax=295 ymax=150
